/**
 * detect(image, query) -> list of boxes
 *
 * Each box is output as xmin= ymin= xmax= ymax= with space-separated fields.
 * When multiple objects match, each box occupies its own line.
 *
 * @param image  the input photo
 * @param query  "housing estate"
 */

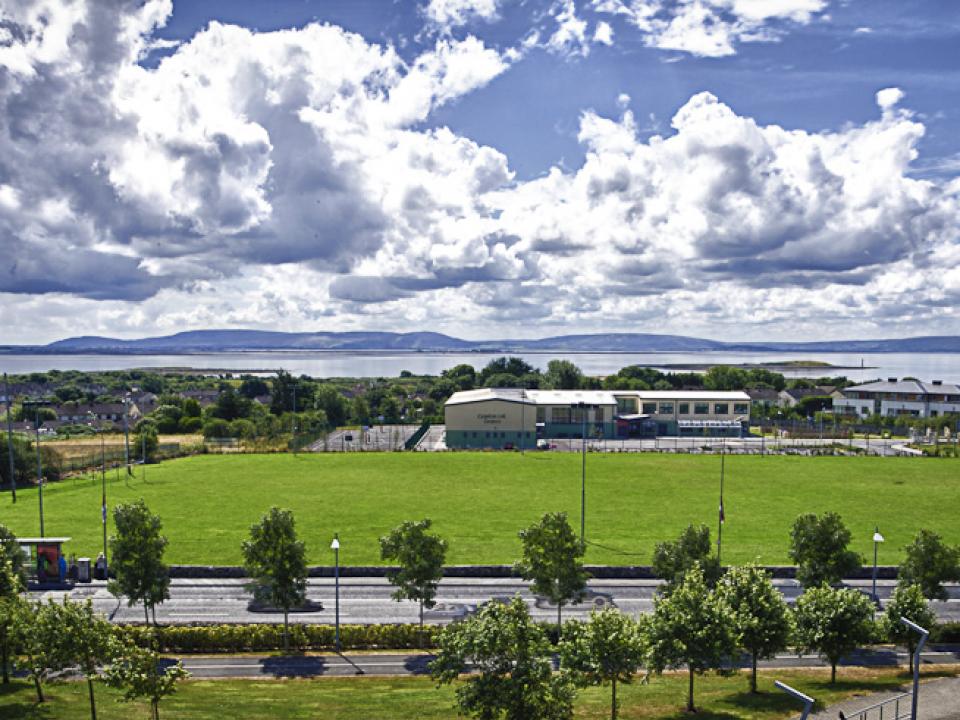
xmin=833 ymin=378 xmax=960 ymax=419
xmin=444 ymin=388 xmax=751 ymax=449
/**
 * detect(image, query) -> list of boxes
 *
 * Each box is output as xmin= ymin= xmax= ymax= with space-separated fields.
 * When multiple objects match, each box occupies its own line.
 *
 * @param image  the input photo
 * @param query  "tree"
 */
xmin=109 ymin=500 xmax=171 ymax=624
xmin=898 ymin=529 xmax=960 ymax=601
xmin=379 ymin=519 xmax=447 ymax=644
xmin=647 ymin=563 xmax=737 ymax=713
xmin=242 ymin=507 xmax=307 ymax=652
xmin=133 ymin=422 xmax=159 ymax=462
xmin=789 ymin=512 xmax=863 ymax=588
xmin=315 ymin=384 xmax=348 ymax=427
xmin=52 ymin=598 xmax=116 ymax=720
xmin=106 ymin=640 xmax=189 ymax=720
xmin=544 ymin=360 xmax=584 ymax=390
xmin=559 ymin=609 xmax=646 ymax=719
xmin=10 ymin=599 xmax=61 ymax=703
xmin=516 ymin=512 xmax=589 ymax=627
xmin=884 ymin=582 xmax=936 ymax=674
xmin=651 ymin=524 xmax=721 ymax=591
xmin=703 ymin=366 xmax=749 ymax=391
xmin=442 ymin=364 xmax=476 ymax=391
xmin=793 ymin=585 xmax=875 ymax=683
xmin=238 ymin=376 xmax=270 ymax=399
xmin=430 ymin=596 xmax=576 ymax=720
xmin=0 ymin=524 xmax=25 ymax=586
xmin=478 ymin=357 xmax=538 ymax=385
xmin=716 ymin=565 xmax=792 ymax=693
xmin=0 ymin=560 xmax=24 ymax=686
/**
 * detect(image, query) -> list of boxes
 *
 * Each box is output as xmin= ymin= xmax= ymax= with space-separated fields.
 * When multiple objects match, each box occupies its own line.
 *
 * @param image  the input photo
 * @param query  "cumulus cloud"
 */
xmin=423 ymin=0 xmax=501 ymax=30
xmin=590 ymin=0 xmax=829 ymax=57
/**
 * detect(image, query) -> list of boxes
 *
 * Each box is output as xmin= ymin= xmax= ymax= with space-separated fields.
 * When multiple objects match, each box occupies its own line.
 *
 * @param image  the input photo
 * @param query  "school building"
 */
xmin=443 ymin=388 xmax=751 ymax=449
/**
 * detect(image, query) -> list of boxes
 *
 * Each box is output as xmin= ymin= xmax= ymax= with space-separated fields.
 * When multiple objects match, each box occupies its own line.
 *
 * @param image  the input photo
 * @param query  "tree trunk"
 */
xmin=419 ymin=600 xmax=424 ymax=650
xmin=1 ymin=637 xmax=8 ymax=685
xmin=831 ymin=661 xmax=837 ymax=684
xmin=557 ymin=601 xmax=562 ymax=632
xmin=611 ymin=677 xmax=617 ymax=720
xmin=87 ymin=677 xmax=97 ymax=720
xmin=152 ymin=604 xmax=157 ymax=626
xmin=153 ymin=699 xmax=160 ymax=720
xmin=751 ymin=651 xmax=758 ymax=693
xmin=33 ymin=674 xmax=44 ymax=703
xmin=283 ymin=609 xmax=289 ymax=653
xmin=144 ymin=601 xmax=150 ymax=625
xmin=687 ymin=667 xmax=695 ymax=712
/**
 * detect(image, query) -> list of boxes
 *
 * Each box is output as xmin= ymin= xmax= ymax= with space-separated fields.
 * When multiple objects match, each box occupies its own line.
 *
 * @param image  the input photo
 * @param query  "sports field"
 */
xmin=2 ymin=453 xmax=958 ymax=566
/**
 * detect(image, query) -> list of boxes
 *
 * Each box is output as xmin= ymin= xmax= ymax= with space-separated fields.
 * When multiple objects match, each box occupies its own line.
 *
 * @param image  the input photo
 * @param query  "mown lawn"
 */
xmin=0 ymin=667 xmax=950 ymax=720
xmin=2 ymin=452 xmax=958 ymax=565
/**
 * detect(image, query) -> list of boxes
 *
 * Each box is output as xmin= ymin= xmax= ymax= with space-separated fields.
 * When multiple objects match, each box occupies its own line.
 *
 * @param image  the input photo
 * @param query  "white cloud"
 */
xmin=593 ymin=20 xmax=615 ymax=45
xmin=547 ymin=0 xmax=592 ymax=57
xmin=590 ymin=0 xmax=829 ymax=57
xmin=876 ymin=86 xmax=905 ymax=112
xmin=423 ymin=0 xmax=501 ymax=30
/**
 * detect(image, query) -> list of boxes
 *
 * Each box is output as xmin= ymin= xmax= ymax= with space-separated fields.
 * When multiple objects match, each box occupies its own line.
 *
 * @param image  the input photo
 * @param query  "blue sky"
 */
xmin=1 ymin=0 xmax=959 ymax=343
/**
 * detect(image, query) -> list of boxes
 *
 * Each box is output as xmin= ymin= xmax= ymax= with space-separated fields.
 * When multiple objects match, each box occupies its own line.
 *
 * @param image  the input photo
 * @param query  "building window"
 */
xmin=617 ymin=397 xmax=637 ymax=414
xmin=595 ymin=407 xmax=605 ymax=423
xmin=642 ymin=402 xmax=657 ymax=414
xmin=714 ymin=403 xmax=729 ymax=415
xmin=659 ymin=402 xmax=674 ymax=414
xmin=536 ymin=407 xmax=546 ymax=423
xmin=552 ymin=407 xmax=571 ymax=424
xmin=678 ymin=403 xmax=690 ymax=415
xmin=733 ymin=403 xmax=749 ymax=414
xmin=694 ymin=403 xmax=710 ymax=415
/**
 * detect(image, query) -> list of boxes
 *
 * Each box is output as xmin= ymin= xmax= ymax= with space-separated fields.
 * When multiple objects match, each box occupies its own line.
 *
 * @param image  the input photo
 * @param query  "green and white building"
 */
xmin=444 ymin=388 xmax=751 ymax=449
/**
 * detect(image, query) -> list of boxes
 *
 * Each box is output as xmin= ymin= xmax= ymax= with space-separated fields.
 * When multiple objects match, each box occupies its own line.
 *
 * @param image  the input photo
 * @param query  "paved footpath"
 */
xmin=813 ymin=676 xmax=960 ymax=720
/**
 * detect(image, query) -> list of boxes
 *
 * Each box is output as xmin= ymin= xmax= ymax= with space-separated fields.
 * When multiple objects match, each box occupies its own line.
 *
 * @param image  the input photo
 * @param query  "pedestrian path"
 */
xmin=811 ymin=676 xmax=960 ymax=720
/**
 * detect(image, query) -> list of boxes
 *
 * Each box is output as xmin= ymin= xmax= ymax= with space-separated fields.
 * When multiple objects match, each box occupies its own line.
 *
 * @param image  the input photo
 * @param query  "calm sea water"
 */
xmin=1 ymin=351 xmax=959 ymax=383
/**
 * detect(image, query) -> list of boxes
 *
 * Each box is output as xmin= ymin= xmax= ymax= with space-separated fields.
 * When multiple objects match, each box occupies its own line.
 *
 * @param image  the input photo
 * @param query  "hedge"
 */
xmin=117 ymin=623 xmax=442 ymax=653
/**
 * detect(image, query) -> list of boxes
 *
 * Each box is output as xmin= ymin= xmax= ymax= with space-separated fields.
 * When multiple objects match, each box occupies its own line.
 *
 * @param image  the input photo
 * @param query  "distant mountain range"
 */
xmin=3 ymin=330 xmax=960 ymax=354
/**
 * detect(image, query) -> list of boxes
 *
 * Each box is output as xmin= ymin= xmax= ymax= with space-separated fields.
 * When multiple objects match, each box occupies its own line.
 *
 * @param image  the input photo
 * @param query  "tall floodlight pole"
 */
xmin=774 ymin=681 xmax=814 ymax=720
xmin=520 ymin=389 xmax=525 ymax=455
xmin=718 ymin=440 xmax=725 ymax=566
xmin=30 ymin=404 xmax=45 ymax=537
xmin=4 ymin=373 xmax=15 ymax=503
xmin=123 ymin=396 xmax=131 ymax=476
xmin=901 ymin=617 xmax=929 ymax=720
xmin=872 ymin=526 xmax=884 ymax=603
xmin=576 ymin=401 xmax=587 ymax=550
xmin=291 ymin=384 xmax=298 ymax=456
xmin=331 ymin=534 xmax=341 ymax=652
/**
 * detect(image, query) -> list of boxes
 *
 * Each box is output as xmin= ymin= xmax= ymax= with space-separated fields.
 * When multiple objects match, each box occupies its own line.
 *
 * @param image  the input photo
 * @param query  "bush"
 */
xmin=931 ymin=622 xmax=960 ymax=644
xmin=116 ymin=623 xmax=443 ymax=653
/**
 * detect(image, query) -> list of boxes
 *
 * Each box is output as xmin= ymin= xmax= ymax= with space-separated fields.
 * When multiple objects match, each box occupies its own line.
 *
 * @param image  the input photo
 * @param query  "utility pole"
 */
xmin=718 ymin=439 xmax=725 ymax=566
xmin=4 ymin=373 xmax=15 ymax=503
xmin=123 ymin=395 xmax=132 ymax=475
xmin=30 ymin=404 xmax=45 ymax=537
xmin=291 ymin=384 xmax=297 ymax=456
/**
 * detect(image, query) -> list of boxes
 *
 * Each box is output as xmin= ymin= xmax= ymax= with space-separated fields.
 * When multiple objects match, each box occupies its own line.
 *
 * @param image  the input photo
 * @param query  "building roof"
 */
xmin=526 ymin=390 xmax=619 ymax=406
xmin=843 ymin=379 xmax=960 ymax=395
xmin=780 ymin=387 xmax=832 ymax=400
xmin=444 ymin=388 xmax=536 ymax=406
xmin=624 ymin=391 xmax=751 ymax=401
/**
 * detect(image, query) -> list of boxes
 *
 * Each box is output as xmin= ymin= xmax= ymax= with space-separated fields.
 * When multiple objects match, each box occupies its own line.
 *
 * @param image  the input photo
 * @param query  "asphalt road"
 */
xmin=33 ymin=577 xmax=960 ymax=626
xmin=177 ymin=646 xmax=960 ymax=679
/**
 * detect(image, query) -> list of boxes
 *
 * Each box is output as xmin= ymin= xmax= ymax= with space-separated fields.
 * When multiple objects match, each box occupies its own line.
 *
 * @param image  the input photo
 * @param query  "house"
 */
xmin=778 ymin=387 xmax=833 ymax=408
xmin=833 ymin=378 xmax=960 ymax=419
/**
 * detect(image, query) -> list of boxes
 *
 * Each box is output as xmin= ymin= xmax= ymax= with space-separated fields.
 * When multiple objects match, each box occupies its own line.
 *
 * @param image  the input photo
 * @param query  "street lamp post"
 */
xmin=3 ymin=373 xmax=15 ymax=503
xmin=774 ymin=681 xmax=814 ymax=720
xmin=571 ymin=401 xmax=587 ymax=549
xmin=24 ymin=401 xmax=47 ymax=536
xmin=331 ymin=534 xmax=341 ymax=652
xmin=91 ymin=411 xmax=108 ymax=570
xmin=900 ymin=617 xmax=929 ymax=720
xmin=872 ymin=526 xmax=884 ymax=603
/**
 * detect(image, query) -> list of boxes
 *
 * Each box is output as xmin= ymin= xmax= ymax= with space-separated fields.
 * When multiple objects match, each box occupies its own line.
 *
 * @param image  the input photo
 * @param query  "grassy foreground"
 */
xmin=3 ymin=452 xmax=958 ymax=565
xmin=0 ymin=667 xmax=950 ymax=720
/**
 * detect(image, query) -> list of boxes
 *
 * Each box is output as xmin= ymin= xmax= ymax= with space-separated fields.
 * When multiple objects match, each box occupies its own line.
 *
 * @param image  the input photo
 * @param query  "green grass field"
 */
xmin=3 ymin=453 xmax=959 ymax=566
xmin=0 ymin=668 xmax=946 ymax=720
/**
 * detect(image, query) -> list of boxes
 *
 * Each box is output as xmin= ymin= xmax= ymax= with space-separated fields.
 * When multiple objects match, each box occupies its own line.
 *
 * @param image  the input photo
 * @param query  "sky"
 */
xmin=1 ymin=0 xmax=959 ymax=345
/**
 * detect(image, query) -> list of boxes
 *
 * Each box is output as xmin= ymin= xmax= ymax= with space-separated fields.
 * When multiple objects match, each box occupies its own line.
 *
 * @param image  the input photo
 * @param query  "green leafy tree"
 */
xmin=789 ymin=512 xmax=863 ymax=588
xmin=0 ymin=524 xmax=25 ymax=586
xmin=10 ymin=599 xmax=61 ymax=703
xmin=793 ymin=585 xmax=876 ymax=683
xmin=106 ymin=640 xmax=189 ymax=720
xmin=242 ymin=507 xmax=307 ymax=652
xmin=52 ymin=598 xmax=116 ymax=720
xmin=516 ymin=512 xmax=589 ymax=627
xmin=703 ymin=366 xmax=749 ymax=391
xmin=646 ymin=563 xmax=737 ymax=713
xmin=479 ymin=357 xmax=538 ymax=385
xmin=133 ymin=422 xmax=159 ymax=462
xmin=379 ymin=519 xmax=447 ymax=644
xmin=109 ymin=500 xmax=171 ymax=624
xmin=544 ymin=360 xmax=584 ymax=390
xmin=442 ymin=364 xmax=477 ymax=391
xmin=0 ymin=560 xmax=24 ymax=685
xmin=315 ymin=384 xmax=348 ymax=427
xmin=430 ymin=595 xmax=576 ymax=720
xmin=716 ymin=565 xmax=792 ymax=693
xmin=559 ymin=609 xmax=646 ymax=719
xmin=884 ymin=582 xmax=936 ymax=674
xmin=898 ymin=529 xmax=960 ymax=601
xmin=651 ymin=524 xmax=721 ymax=591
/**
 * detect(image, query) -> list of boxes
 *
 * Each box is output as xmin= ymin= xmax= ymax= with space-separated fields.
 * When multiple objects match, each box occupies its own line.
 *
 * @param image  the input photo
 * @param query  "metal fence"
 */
xmin=841 ymin=692 xmax=911 ymax=720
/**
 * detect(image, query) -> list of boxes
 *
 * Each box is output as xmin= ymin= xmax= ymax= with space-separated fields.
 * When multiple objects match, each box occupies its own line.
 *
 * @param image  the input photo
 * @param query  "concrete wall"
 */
xmin=445 ymin=399 xmax=536 ymax=448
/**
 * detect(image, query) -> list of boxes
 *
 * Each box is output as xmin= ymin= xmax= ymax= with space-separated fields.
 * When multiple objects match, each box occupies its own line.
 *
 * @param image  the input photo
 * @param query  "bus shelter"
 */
xmin=17 ymin=537 xmax=72 ymax=589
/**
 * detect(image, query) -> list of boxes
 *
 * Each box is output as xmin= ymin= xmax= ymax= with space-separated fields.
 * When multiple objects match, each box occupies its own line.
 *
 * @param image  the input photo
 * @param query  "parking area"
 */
xmin=308 ymin=424 xmax=420 ymax=452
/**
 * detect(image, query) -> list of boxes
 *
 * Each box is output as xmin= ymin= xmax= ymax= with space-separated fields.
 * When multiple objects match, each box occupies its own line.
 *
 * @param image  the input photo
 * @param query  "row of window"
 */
xmin=639 ymin=402 xmax=750 ymax=416
xmin=467 ymin=431 xmax=533 ymax=439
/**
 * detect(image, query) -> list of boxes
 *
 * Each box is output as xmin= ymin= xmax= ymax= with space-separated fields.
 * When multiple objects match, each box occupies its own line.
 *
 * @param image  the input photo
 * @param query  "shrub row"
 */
xmin=118 ymin=623 xmax=442 ymax=653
